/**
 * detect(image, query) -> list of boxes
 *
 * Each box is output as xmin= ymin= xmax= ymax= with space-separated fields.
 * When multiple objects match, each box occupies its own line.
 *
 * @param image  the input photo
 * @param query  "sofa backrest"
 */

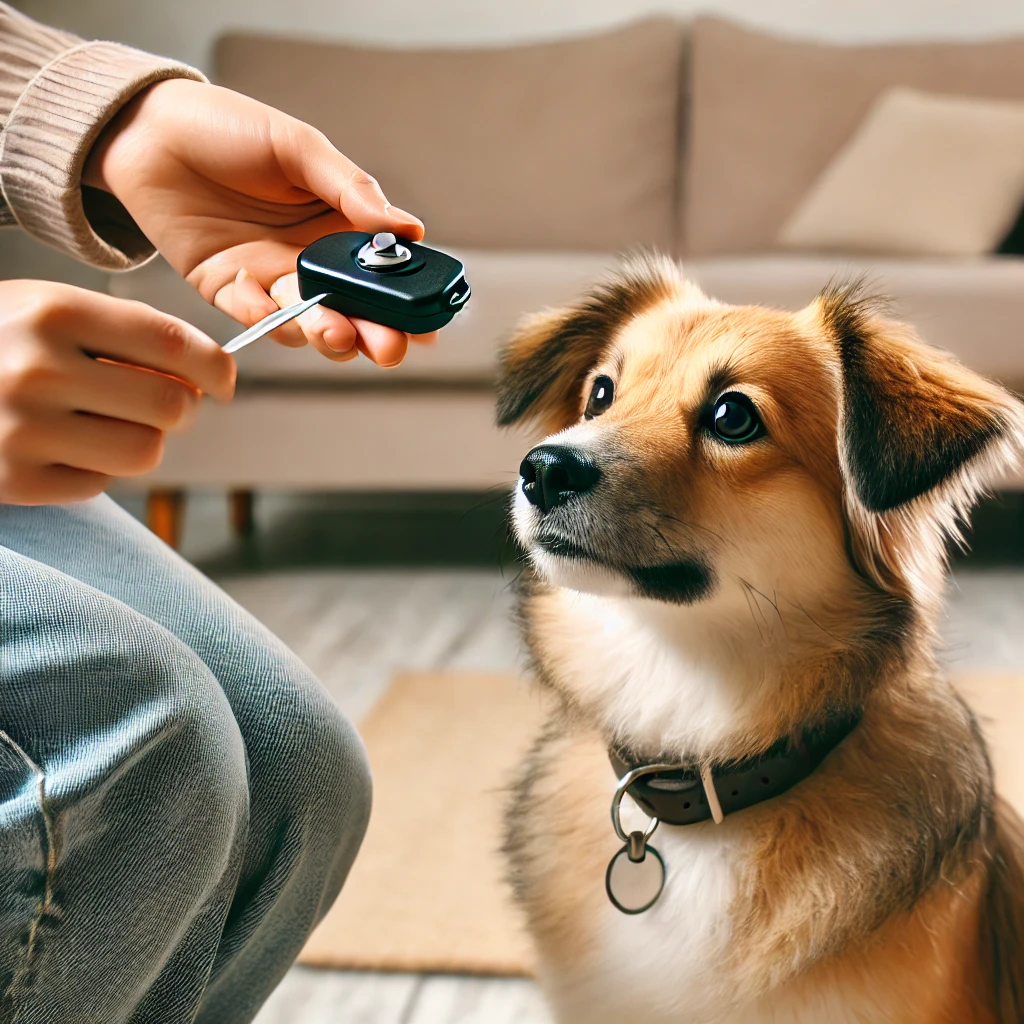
xmin=684 ymin=17 xmax=1024 ymax=257
xmin=216 ymin=20 xmax=684 ymax=253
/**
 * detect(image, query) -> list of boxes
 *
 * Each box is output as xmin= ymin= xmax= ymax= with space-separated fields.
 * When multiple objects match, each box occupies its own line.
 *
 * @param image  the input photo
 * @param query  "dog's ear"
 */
xmin=495 ymin=306 xmax=599 ymax=433
xmin=818 ymin=283 xmax=1024 ymax=514
xmin=496 ymin=255 xmax=684 ymax=434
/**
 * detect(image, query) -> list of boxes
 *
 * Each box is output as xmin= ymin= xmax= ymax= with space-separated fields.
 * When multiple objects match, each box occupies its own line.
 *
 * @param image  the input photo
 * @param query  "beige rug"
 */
xmin=299 ymin=672 xmax=546 ymax=975
xmin=955 ymin=674 xmax=1024 ymax=817
xmin=299 ymin=671 xmax=1024 ymax=976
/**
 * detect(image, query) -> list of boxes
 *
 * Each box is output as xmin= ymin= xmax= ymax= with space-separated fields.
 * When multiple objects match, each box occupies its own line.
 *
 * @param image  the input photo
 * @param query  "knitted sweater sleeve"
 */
xmin=0 ymin=3 xmax=206 ymax=269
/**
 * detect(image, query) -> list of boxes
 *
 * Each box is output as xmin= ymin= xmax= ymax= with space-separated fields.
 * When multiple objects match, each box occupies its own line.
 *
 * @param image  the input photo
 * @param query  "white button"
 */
xmin=372 ymin=232 xmax=397 ymax=250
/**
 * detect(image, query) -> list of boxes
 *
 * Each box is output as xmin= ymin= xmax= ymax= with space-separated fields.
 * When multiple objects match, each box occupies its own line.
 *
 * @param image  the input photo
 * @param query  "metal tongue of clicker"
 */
xmin=372 ymin=232 xmax=398 ymax=256
xmin=357 ymin=231 xmax=413 ymax=270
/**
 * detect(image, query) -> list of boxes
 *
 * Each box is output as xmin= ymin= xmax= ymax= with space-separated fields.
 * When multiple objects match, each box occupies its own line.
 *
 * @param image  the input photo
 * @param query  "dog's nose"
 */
xmin=520 ymin=445 xmax=601 ymax=513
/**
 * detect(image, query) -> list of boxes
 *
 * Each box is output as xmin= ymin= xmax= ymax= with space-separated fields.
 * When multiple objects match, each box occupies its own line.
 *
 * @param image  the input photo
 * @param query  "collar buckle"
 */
xmin=699 ymin=762 xmax=725 ymax=824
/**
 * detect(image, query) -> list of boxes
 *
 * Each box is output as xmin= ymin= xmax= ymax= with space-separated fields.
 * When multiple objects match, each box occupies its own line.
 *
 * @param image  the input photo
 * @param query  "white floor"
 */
xmin=116 ymin=490 xmax=1024 ymax=1024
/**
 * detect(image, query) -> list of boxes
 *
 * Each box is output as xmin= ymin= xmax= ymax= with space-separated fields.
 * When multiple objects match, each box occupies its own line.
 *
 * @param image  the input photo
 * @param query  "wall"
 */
xmin=6 ymin=0 xmax=1024 ymax=286
xmin=15 ymin=0 xmax=1024 ymax=75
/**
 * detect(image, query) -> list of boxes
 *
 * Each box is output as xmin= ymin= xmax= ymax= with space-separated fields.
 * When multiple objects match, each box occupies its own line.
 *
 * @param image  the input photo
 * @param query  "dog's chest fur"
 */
xmin=506 ymin=590 xmax=992 ymax=1024
xmin=509 ymin=727 xmax=978 ymax=1024
xmin=508 ymin=725 xmax=741 ymax=1023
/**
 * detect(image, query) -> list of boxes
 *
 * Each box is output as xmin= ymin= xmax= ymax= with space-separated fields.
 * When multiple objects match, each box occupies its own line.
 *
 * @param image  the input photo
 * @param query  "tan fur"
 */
xmin=771 ymin=869 xmax=996 ymax=1024
xmin=499 ymin=259 xmax=1024 ymax=1022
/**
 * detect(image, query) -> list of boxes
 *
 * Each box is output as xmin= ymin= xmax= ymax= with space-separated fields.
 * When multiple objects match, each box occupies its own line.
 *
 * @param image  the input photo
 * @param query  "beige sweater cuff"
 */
xmin=0 ymin=41 xmax=207 ymax=270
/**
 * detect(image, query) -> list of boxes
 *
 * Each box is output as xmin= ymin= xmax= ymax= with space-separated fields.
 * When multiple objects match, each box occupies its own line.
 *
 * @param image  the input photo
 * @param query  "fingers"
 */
xmin=266 ymin=272 xmax=413 ymax=366
xmin=199 ymin=244 xmax=427 ymax=367
xmin=207 ymin=255 xmax=357 ymax=354
xmin=349 ymin=318 xmax=410 ymax=368
xmin=235 ymin=267 xmax=306 ymax=347
xmin=44 ymin=289 xmax=235 ymax=401
xmin=1 ymin=463 xmax=110 ymax=506
xmin=269 ymin=274 xmax=357 ymax=359
xmin=25 ymin=411 xmax=165 ymax=478
xmin=214 ymin=266 xmax=296 ymax=341
xmin=60 ymin=358 xmax=201 ymax=433
xmin=280 ymin=123 xmax=424 ymax=241
xmin=209 ymin=258 xmax=305 ymax=348
xmin=0 ymin=280 xmax=233 ymax=504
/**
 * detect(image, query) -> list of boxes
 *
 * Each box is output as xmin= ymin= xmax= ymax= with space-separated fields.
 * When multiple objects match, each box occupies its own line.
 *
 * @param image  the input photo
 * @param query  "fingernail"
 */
xmin=385 ymin=202 xmax=424 ymax=230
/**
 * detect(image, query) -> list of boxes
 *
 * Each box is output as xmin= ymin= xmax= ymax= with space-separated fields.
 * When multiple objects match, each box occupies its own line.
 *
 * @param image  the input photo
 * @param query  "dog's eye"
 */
xmin=585 ymin=375 xmax=615 ymax=419
xmin=711 ymin=392 xmax=765 ymax=444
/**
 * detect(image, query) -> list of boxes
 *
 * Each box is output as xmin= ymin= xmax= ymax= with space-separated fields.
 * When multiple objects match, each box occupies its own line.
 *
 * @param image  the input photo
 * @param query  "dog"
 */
xmin=498 ymin=255 xmax=1024 ymax=1024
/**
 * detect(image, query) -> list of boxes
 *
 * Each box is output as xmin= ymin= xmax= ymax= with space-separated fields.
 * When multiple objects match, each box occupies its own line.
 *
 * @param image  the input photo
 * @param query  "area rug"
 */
xmin=299 ymin=670 xmax=1024 ymax=975
xmin=299 ymin=671 xmax=547 ymax=975
xmin=955 ymin=673 xmax=1024 ymax=816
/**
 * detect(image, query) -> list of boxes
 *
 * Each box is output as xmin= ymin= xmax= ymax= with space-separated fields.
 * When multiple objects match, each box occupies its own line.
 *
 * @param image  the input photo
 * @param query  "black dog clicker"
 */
xmin=299 ymin=232 xmax=470 ymax=334
xmin=222 ymin=231 xmax=470 ymax=353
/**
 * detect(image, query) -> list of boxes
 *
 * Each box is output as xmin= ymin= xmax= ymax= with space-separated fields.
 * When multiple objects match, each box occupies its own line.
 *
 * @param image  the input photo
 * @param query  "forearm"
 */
xmin=0 ymin=3 xmax=206 ymax=270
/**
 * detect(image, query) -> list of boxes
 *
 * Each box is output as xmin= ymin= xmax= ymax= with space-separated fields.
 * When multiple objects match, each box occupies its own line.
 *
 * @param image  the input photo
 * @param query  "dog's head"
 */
xmin=499 ymin=257 xmax=1024 ymax=624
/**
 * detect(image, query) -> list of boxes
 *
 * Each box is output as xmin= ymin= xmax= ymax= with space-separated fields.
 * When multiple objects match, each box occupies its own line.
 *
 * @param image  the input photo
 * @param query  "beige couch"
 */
xmin=110 ymin=16 xmax=1024 ymax=535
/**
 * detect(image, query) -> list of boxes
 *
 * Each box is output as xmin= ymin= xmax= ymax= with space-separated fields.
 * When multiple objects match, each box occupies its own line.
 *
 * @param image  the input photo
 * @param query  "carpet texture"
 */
xmin=299 ymin=672 xmax=547 ymax=975
xmin=299 ymin=671 xmax=1024 ymax=975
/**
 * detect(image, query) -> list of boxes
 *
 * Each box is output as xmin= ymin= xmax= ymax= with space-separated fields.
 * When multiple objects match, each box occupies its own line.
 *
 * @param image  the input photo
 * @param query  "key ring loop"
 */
xmin=610 ymin=762 xmax=681 ymax=843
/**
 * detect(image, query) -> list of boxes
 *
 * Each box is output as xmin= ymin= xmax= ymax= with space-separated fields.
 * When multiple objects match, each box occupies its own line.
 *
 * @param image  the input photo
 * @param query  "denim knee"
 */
xmin=297 ymin=698 xmax=372 ymax=918
xmin=0 ymin=595 xmax=252 ymax=1024
xmin=250 ymin=660 xmax=372 ymax=902
xmin=46 ymin=621 xmax=252 ymax=903
xmin=44 ymin=615 xmax=250 ymax=850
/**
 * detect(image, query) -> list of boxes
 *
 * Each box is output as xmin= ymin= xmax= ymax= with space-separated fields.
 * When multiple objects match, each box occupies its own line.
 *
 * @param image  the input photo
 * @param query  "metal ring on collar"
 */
xmin=610 ymin=762 xmax=682 ymax=843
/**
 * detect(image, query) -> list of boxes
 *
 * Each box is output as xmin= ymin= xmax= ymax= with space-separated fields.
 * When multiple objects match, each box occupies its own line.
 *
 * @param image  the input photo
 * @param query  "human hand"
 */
xmin=84 ymin=79 xmax=439 ymax=367
xmin=0 ymin=279 xmax=235 ymax=504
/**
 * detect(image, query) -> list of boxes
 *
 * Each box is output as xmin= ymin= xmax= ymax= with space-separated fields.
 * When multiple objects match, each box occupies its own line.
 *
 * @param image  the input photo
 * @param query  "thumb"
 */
xmin=341 ymin=172 xmax=425 ymax=242
xmin=286 ymin=123 xmax=425 ymax=241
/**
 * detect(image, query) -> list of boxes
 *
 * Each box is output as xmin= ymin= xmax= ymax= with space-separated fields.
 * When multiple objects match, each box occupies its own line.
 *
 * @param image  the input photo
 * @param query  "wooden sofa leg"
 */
xmin=229 ymin=488 xmax=255 ymax=538
xmin=147 ymin=489 xmax=185 ymax=548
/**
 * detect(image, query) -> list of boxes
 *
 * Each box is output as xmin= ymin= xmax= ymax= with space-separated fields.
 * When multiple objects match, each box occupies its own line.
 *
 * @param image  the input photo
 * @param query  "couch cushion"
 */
xmin=686 ymin=254 xmax=1024 ymax=385
xmin=684 ymin=17 xmax=1024 ymax=257
xmin=108 ymin=252 xmax=618 ymax=383
xmin=215 ymin=21 xmax=683 ymax=253
xmin=777 ymin=89 xmax=1024 ymax=258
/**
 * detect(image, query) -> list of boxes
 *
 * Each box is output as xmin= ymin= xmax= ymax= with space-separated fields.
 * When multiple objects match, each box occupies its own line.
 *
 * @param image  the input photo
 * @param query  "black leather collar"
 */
xmin=609 ymin=707 xmax=863 ymax=826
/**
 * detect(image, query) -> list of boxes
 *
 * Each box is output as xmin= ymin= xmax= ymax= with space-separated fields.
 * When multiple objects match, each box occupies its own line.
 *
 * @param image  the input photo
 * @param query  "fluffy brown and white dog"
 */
xmin=497 ymin=256 xmax=1024 ymax=1024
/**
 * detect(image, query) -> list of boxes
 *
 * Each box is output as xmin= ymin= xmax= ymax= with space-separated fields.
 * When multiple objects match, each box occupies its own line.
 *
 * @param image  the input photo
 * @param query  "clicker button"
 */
xmin=357 ymin=233 xmax=412 ymax=270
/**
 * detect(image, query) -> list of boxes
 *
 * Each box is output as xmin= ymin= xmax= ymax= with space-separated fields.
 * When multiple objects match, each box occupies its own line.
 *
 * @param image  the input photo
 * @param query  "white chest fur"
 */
xmin=521 ymin=592 xmax=924 ymax=1022
xmin=534 ymin=588 xmax=786 ymax=758
xmin=559 ymin=811 xmax=743 ymax=1024
xmin=539 ymin=797 xmax=887 ymax=1024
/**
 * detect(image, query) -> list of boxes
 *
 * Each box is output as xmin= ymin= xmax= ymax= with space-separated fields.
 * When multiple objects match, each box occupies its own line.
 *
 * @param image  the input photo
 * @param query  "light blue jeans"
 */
xmin=0 ymin=496 xmax=371 ymax=1023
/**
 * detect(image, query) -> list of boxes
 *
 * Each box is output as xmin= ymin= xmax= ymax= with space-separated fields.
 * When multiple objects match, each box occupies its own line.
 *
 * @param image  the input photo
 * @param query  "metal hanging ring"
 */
xmin=610 ymin=762 xmax=682 ymax=843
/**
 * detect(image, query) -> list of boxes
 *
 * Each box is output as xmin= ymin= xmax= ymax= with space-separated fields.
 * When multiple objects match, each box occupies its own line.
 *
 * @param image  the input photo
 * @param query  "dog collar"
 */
xmin=608 ymin=707 xmax=863 ymax=828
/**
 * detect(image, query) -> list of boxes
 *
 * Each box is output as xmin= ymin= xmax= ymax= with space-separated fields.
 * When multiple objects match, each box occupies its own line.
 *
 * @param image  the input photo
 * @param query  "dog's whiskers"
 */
xmin=790 ymin=599 xmax=846 ymax=644
xmin=657 ymin=510 xmax=727 ymax=545
xmin=739 ymin=579 xmax=770 ymax=646
xmin=650 ymin=522 xmax=681 ymax=563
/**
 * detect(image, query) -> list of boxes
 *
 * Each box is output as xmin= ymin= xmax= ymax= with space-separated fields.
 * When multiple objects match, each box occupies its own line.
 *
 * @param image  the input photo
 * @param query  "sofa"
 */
xmin=108 ymin=16 xmax=1024 ymax=542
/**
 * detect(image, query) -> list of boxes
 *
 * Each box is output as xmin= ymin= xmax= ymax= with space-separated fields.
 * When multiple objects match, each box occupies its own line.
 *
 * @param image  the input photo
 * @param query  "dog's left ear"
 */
xmin=495 ymin=305 xmax=603 ymax=433
xmin=496 ymin=254 xmax=686 ymax=434
xmin=818 ymin=285 xmax=1024 ymax=513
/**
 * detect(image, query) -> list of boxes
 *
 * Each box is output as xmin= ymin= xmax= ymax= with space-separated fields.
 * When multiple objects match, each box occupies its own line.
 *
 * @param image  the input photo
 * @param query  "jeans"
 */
xmin=0 ymin=496 xmax=371 ymax=1024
